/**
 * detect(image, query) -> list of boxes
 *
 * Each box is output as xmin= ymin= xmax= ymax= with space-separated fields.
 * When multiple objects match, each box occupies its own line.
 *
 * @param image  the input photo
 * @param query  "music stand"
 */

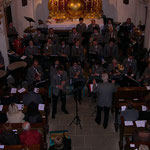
xmin=24 ymin=17 xmax=35 ymax=35
xmin=69 ymin=80 xmax=86 ymax=129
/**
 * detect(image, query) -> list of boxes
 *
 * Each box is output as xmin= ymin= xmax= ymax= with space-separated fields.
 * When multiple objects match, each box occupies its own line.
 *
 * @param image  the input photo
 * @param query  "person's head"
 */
xmin=61 ymin=40 xmax=65 ymax=45
xmin=93 ymin=40 xmax=98 ymax=46
xmin=91 ymin=19 xmax=96 ymax=25
xmin=112 ymin=58 xmax=118 ymax=65
xmin=47 ymin=38 xmax=53 ymax=44
xmin=49 ymin=28 xmax=54 ymax=34
xmin=72 ymin=28 xmax=77 ymax=34
xmin=37 ymin=29 xmax=41 ymax=35
xmin=93 ymin=28 xmax=98 ymax=34
xmin=29 ymin=40 xmax=33 ymax=46
xmin=109 ymin=26 xmax=114 ymax=32
xmin=22 ymin=122 xmax=31 ymax=131
xmin=108 ymin=19 xmax=112 ymax=25
xmin=127 ymin=18 xmax=131 ymax=24
xmin=27 ymin=102 xmax=39 ymax=115
xmin=94 ymin=61 xmax=99 ymax=68
xmin=8 ymin=103 xmax=19 ymax=115
xmin=79 ymin=17 xmax=84 ymax=24
xmin=57 ymin=65 xmax=64 ymax=75
xmin=33 ymin=59 xmax=39 ymax=68
xmin=102 ymin=73 xmax=109 ymax=82
xmin=75 ymin=40 xmax=80 ymax=47
xmin=139 ymin=144 xmax=149 ymax=150
xmin=128 ymin=53 xmax=134 ymax=60
xmin=55 ymin=60 xmax=59 ymax=66
xmin=9 ymin=22 xmax=13 ymax=28
xmin=73 ymin=62 xmax=78 ymax=68
xmin=109 ymin=38 xmax=115 ymax=47
xmin=54 ymin=136 xmax=63 ymax=147
xmin=145 ymin=120 xmax=150 ymax=131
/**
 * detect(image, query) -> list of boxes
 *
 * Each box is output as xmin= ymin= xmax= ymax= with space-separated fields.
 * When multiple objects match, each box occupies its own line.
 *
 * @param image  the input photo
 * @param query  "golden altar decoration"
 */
xmin=48 ymin=0 xmax=102 ymax=19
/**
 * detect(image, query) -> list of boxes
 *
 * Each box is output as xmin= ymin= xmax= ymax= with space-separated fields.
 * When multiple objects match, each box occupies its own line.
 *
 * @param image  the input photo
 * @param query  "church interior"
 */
xmin=0 ymin=0 xmax=150 ymax=149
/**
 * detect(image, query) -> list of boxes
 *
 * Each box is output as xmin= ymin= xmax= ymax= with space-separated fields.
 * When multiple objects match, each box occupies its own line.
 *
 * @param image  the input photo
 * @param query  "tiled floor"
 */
xmin=48 ymin=95 xmax=119 ymax=150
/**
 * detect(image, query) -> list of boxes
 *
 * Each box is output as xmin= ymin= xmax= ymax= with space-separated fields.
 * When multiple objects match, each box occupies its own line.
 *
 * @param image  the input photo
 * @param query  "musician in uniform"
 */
xmin=68 ymin=28 xmax=82 ymax=45
xmin=69 ymin=62 xmax=84 ymax=104
xmin=76 ymin=17 xmax=87 ymax=34
xmin=89 ymin=28 xmax=103 ymax=44
xmin=122 ymin=18 xmax=135 ymax=33
xmin=25 ymin=40 xmax=38 ymax=59
xmin=47 ymin=28 xmax=59 ymax=44
xmin=138 ymin=62 xmax=150 ymax=85
xmin=57 ymin=40 xmax=70 ymax=57
xmin=104 ymin=19 xmax=115 ymax=32
xmin=26 ymin=59 xmax=43 ymax=84
xmin=88 ymin=19 xmax=100 ymax=33
xmin=43 ymin=38 xmax=57 ymax=56
xmin=50 ymin=60 xmax=60 ymax=80
xmin=51 ymin=65 xmax=69 ymax=118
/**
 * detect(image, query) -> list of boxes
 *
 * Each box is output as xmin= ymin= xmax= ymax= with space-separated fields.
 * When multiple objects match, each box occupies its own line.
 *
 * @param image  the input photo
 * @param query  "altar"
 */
xmin=46 ymin=18 xmax=104 ymax=30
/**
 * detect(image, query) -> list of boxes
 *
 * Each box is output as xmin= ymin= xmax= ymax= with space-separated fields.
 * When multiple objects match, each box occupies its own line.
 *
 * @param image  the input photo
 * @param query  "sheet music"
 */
xmin=146 ymin=86 xmax=150 ymax=90
xmin=34 ymin=88 xmax=39 ymax=94
xmin=124 ymin=121 xmax=133 ymax=126
xmin=121 ymin=106 xmax=126 ymax=111
xmin=142 ymin=105 xmax=147 ymax=111
xmin=89 ymin=84 xmax=97 ymax=92
xmin=0 ymin=145 xmax=4 ymax=149
xmin=135 ymin=120 xmax=146 ymax=127
xmin=0 ymin=105 xmax=3 ymax=111
xmin=18 ymin=88 xmax=26 ymax=93
xmin=11 ymin=88 xmax=17 ymax=94
xmin=119 ymin=99 xmax=124 ymax=101
xmin=133 ymin=98 xmax=138 ymax=101
xmin=20 ymin=55 xmax=27 ymax=60
xmin=38 ymin=104 xmax=45 ymax=111
xmin=16 ymin=104 xmax=24 ymax=110
xmin=130 ymin=144 xmax=135 ymax=147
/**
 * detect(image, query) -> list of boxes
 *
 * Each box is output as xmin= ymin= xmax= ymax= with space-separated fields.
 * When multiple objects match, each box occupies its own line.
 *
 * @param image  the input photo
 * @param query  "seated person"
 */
xmin=120 ymin=103 xmax=139 ymax=121
xmin=76 ymin=17 xmax=86 ymax=34
xmin=0 ymin=124 xmax=20 ymax=145
xmin=33 ymin=29 xmax=45 ymax=46
xmin=47 ymin=28 xmax=59 ymax=44
xmin=68 ymin=28 xmax=82 ymax=45
xmin=71 ymin=40 xmax=84 ymax=61
xmin=133 ymin=120 xmax=150 ymax=142
xmin=6 ymin=103 xmax=25 ymax=123
xmin=49 ymin=136 xmax=71 ymax=150
xmin=43 ymin=38 xmax=57 ymax=56
xmin=22 ymin=84 xmax=43 ymax=106
xmin=19 ymin=121 xmax=42 ymax=146
xmin=89 ymin=28 xmax=103 ymax=45
xmin=26 ymin=59 xmax=43 ymax=84
xmin=57 ymin=40 xmax=70 ymax=57
xmin=138 ymin=62 xmax=150 ymax=85
xmin=88 ymin=19 xmax=100 ymax=33
xmin=24 ymin=40 xmax=38 ymax=59
xmin=24 ymin=102 xmax=42 ymax=123
xmin=0 ymin=50 xmax=4 ymax=69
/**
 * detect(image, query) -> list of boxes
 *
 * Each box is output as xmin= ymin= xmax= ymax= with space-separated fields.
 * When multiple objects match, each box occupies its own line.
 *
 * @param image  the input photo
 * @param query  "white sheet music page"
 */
xmin=124 ymin=121 xmax=133 ymax=126
xmin=20 ymin=55 xmax=27 ymax=60
xmin=34 ymin=88 xmax=39 ymax=93
xmin=0 ymin=105 xmax=3 ymax=111
xmin=38 ymin=104 xmax=45 ymax=111
xmin=135 ymin=120 xmax=146 ymax=127
xmin=146 ymin=86 xmax=150 ymax=90
xmin=0 ymin=145 xmax=4 ymax=149
xmin=18 ymin=88 xmax=26 ymax=93
xmin=16 ymin=104 xmax=24 ymax=110
xmin=142 ymin=105 xmax=147 ymax=111
xmin=11 ymin=88 xmax=17 ymax=94
xmin=130 ymin=144 xmax=135 ymax=147
xmin=121 ymin=106 xmax=126 ymax=111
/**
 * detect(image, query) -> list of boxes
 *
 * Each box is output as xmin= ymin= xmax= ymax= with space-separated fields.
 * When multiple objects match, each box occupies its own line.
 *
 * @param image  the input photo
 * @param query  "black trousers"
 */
xmin=95 ymin=106 xmax=110 ymax=128
xmin=52 ymin=90 xmax=66 ymax=116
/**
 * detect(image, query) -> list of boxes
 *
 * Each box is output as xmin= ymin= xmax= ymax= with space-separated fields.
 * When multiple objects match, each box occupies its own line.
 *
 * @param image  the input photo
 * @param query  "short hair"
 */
xmin=79 ymin=17 xmax=83 ymax=21
xmin=22 ymin=122 xmax=31 ymax=131
xmin=139 ymin=144 xmax=149 ymax=150
xmin=102 ymin=73 xmax=109 ymax=82
xmin=56 ymin=65 xmax=64 ymax=71
xmin=8 ymin=103 xmax=19 ymax=115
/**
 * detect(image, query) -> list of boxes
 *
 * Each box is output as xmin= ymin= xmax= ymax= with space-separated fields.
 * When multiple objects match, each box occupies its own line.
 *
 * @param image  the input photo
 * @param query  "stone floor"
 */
xmin=48 ymin=95 xmax=119 ymax=150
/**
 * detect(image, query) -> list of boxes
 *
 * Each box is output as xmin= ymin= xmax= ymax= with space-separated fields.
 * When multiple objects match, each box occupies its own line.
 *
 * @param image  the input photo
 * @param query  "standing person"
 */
xmin=51 ymin=66 xmax=69 ymax=119
xmin=93 ymin=73 xmax=117 ymax=129
xmin=76 ymin=17 xmax=87 ymax=34
xmin=88 ymin=19 xmax=100 ymax=33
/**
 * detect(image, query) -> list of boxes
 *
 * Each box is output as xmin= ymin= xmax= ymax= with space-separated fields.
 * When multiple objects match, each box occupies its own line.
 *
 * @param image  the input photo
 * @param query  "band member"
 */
xmin=69 ymin=62 xmax=84 ymax=104
xmin=122 ymin=18 xmax=135 ymax=33
xmin=57 ymin=40 xmax=70 ymax=57
xmin=71 ymin=40 xmax=84 ymax=61
xmin=25 ymin=40 xmax=38 ymax=59
xmin=51 ymin=65 xmax=69 ymax=118
xmin=93 ymin=73 xmax=117 ymax=129
xmin=138 ymin=62 xmax=150 ymax=85
xmin=76 ymin=17 xmax=87 ymax=34
xmin=50 ymin=60 xmax=60 ymax=79
xmin=33 ymin=29 xmax=45 ymax=46
xmin=47 ymin=28 xmax=59 ymax=44
xmin=89 ymin=28 xmax=103 ymax=44
xmin=104 ymin=19 xmax=114 ymax=32
xmin=104 ymin=38 xmax=119 ymax=59
xmin=26 ymin=59 xmax=43 ymax=84
xmin=88 ymin=19 xmax=100 ymax=33
xmin=68 ymin=28 xmax=82 ymax=45
xmin=43 ymin=38 xmax=57 ymax=56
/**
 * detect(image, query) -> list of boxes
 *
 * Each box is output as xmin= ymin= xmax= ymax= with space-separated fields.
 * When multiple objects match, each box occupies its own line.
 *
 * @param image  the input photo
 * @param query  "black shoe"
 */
xmin=62 ymin=110 xmax=69 ymax=114
xmin=95 ymin=119 xmax=101 ymax=125
xmin=52 ymin=114 xmax=55 ymax=119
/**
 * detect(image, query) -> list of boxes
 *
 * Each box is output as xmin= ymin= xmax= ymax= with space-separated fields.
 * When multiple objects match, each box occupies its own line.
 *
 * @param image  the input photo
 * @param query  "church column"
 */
xmin=0 ymin=7 xmax=9 ymax=68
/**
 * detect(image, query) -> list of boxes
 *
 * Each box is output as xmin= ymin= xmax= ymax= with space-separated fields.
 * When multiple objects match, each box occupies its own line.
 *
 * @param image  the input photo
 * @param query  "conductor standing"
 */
xmin=93 ymin=73 xmax=117 ymax=129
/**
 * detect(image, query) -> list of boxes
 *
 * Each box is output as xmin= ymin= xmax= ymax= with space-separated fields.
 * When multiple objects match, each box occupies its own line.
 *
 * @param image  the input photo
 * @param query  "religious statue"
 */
xmin=48 ymin=0 xmax=102 ymax=19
